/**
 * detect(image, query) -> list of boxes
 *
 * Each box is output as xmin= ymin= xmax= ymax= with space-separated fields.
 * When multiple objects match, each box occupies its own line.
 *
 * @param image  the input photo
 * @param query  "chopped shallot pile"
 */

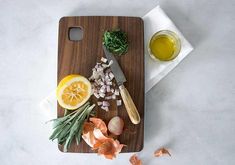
xmin=89 ymin=57 xmax=122 ymax=111
xmin=82 ymin=117 xmax=125 ymax=159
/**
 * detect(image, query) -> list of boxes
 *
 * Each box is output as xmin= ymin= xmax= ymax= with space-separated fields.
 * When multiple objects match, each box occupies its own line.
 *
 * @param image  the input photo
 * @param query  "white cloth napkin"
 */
xmin=40 ymin=5 xmax=193 ymax=112
xmin=143 ymin=5 xmax=193 ymax=92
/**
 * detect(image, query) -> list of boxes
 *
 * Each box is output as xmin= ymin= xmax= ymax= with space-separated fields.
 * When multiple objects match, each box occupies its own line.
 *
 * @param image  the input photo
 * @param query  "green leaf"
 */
xmin=63 ymin=136 xmax=72 ymax=152
xmin=51 ymin=117 xmax=70 ymax=129
xmin=57 ymin=123 xmax=72 ymax=142
xmin=64 ymin=109 xmax=69 ymax=116
xmin=49 ymin=123 xmax=66 ymax=140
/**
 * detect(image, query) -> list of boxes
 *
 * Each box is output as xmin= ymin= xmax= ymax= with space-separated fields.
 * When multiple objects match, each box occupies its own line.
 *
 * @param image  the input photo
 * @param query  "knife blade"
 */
xmin=102 ymin=45 xmax=126 ymax=86
xmin=102 ymin=45 xmax=140 ymax=125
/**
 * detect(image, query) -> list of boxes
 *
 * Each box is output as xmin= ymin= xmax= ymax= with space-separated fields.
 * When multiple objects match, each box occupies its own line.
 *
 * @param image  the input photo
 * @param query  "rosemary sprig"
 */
xmin=48 ymin=102 xmax=95 ymax=152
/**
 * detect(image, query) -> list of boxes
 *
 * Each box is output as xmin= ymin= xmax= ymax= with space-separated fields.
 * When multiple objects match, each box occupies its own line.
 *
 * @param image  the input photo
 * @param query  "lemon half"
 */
xmin=56 ymin=74 xmax=92 ymax=110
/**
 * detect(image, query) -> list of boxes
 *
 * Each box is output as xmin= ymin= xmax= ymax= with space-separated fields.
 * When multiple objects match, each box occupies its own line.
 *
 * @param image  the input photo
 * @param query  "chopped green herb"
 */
xmin=103 ymin=29 xmax=128 ymax=55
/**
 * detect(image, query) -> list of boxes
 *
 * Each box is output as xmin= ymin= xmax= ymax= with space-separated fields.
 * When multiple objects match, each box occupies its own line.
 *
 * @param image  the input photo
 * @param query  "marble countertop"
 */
xmin=1 ymin=0 xmax=235 ymax=164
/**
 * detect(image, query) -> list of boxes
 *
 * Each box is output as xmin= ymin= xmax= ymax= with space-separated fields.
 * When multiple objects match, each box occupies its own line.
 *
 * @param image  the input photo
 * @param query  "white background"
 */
xmin=0 ymin=0 xmax=235 ymax=164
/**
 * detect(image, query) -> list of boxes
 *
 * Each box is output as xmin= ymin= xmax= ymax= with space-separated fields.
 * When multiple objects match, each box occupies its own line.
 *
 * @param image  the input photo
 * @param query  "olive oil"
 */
xmin=148 ymin=30 xmax=181 ymax=61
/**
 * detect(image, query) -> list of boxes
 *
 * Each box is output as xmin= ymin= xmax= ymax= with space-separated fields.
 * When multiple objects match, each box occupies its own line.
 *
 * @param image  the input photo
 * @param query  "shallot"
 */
xmin=114 ymin=89 xmax=119 ymax=96
xmin=111 ymin=94 xmax=116 ymax=100
xmin=108 ymin=116 xmax=124 ymax=135
xmin=116 ymin=100 xmax=122 ymax=106
xmin=101 ymin=57 xmax=108 ymax=63
xmin=101 ymin=106 xmax=109 ymax=111
xmin=93 ymin=93 xmax=100 ymax=99
xmin=102 ymin=101 xmax=110 ymax=107
xmin=99 ymin=92 xmax=105 ymax=98
xmin=105 ymin=96 xmax=112 ymax=100
xmin=106 ymin=86 xmax=111 ymax=92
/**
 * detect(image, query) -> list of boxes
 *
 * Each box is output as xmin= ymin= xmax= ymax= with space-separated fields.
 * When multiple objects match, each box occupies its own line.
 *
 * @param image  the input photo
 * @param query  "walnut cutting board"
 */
xmin=57 ymin=16 xmax=144 ymax=153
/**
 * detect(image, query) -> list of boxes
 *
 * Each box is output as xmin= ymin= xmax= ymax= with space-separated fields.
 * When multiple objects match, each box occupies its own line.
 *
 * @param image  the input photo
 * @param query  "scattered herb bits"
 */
xmin=103 ymin=29 xmax=128 ymax=55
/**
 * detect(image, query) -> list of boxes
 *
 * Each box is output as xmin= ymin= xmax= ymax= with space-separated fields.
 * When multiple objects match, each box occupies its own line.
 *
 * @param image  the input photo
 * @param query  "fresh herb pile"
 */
xmin=49 ymin=102 xmax=95 ymax=152
xmin=103 ymin=29 xmax=128 ymax=55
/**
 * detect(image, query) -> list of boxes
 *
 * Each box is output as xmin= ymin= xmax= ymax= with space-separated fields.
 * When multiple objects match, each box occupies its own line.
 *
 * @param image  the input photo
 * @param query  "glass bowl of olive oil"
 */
xmin=148 ymin=30 xmax=181 ymax=61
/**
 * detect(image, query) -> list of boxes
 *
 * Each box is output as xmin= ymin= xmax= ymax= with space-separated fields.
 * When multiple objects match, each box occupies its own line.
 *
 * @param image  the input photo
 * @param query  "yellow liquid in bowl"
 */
xmin=149 ymin=31 xmax=181 ymax=61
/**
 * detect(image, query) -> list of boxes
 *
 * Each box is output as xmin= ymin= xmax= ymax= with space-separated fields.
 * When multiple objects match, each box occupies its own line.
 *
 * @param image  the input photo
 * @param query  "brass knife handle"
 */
xmin=119 ymin=85 xmax=140 ymax=124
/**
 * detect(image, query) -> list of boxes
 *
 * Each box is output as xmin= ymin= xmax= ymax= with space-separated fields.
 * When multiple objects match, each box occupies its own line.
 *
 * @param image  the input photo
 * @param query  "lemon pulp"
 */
xmin=62 ymin=81 xmax=89 ymax=106
xmin=56 ymin=74 xmax=92 ymax=110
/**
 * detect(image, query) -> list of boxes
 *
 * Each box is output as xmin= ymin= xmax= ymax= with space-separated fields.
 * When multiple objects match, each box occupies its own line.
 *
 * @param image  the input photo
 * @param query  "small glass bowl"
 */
xmin=148 ymin=30 xmax=181 ymax=61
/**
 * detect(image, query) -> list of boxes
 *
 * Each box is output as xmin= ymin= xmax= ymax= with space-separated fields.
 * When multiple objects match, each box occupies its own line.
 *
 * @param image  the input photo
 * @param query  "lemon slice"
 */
xmin=56 ymin=74 xmax=92 ymax=110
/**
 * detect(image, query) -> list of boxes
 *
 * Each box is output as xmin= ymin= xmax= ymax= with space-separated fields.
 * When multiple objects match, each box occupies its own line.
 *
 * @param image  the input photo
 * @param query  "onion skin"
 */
xmin=108 ymin=116 xmax=124 ymax=135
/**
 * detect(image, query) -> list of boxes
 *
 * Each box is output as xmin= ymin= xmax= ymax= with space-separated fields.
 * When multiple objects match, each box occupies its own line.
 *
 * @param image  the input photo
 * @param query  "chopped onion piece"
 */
xmin=106 ymin=81 xmax=112 ymax=85
xmin=101 ymin=106 xmax=109 ymax=111
xmin=97 ymin=101 xmax=103 ymax=106
xmin=109 ymin=72 xmax=114 ymax=80
xmin=99 ymin=85 xmax=106 ymax=93
xmin=106 ymin=86 xmax=111 ymax=92
xmin=97 ymin=67 xmax=103 ymax=72
xmin=99 ymin=88 xmax=106 ymax=94
xmin=94 ymin=92 xmax=100 ymax=99
xmin=108 ymin=60 xmax=113 ymax=66
xmin=117 ymin=100 xmax=122 ymax=106
xmin=101 ymin=57 xmax=108 ymax=63
xmin=99 ymin=92 xmax=105 ymax=98
xmin=100 ymin=85 xmax=106 ymax=91
xmin=105 ymin=96 xmax=112 ymax=100
xmin=102 ymin=64 xmax=109 ymax=68
xmin=111 ymin=88 xmax=114 ymax=93
xmin=93 ymin=72 xmax=99 ymax=80
xmin=95 ymin=65 xmax=99 ymax=69
xmin=105 ymin=75 xmax=109 ymax=80
xmin=92 ymin=88 xmax=98 ymax=94
xmin=112 ymin=94 xmax=116 ymax=100
xmin=102 ymin=101 xmax=110 ymax=107
xmin=114 ymin=89 xmax=119 ymax=96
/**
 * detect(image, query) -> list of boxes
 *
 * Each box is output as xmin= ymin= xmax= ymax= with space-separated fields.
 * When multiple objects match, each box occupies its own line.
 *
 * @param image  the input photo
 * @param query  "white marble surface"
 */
xmin=1 ymin=0 xmax=235 ymax=164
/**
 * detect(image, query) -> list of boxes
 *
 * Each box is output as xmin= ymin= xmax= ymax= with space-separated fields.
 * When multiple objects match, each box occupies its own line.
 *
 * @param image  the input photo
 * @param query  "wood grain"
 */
xmin=57 ymin=16 xmax=144 ymax=153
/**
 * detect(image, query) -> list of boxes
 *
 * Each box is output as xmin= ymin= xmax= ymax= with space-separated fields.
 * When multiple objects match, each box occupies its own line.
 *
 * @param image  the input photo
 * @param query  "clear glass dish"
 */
xmin=148 ymin=30 xmax=181 ymax=61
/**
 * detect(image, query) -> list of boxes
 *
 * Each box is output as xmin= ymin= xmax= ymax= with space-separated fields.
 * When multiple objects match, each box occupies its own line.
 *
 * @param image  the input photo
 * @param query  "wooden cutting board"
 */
xmin=57 ymin=16 xmax=144 ymax=153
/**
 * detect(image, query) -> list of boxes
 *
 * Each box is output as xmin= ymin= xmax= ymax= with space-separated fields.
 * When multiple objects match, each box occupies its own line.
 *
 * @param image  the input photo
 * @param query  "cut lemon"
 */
xmin=56 ymin=74 xmax=92 ymax=110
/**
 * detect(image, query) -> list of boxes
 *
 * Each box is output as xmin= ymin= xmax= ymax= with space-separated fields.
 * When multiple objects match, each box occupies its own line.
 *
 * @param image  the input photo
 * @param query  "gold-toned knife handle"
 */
xmin=119 ymin=85 xmax=140 ymax=124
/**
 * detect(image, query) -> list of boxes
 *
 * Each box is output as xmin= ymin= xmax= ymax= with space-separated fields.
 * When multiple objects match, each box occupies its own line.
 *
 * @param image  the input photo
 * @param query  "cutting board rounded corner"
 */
xmin=59 ymin=16 xmax=67 ymax=25
xmin=57 ymin=145 xmax=64 ymax=153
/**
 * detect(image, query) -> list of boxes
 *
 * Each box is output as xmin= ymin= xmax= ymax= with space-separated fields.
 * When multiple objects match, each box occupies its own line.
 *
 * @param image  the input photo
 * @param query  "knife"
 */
xmin=103 ymin=45 xmax=140 ymax=124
